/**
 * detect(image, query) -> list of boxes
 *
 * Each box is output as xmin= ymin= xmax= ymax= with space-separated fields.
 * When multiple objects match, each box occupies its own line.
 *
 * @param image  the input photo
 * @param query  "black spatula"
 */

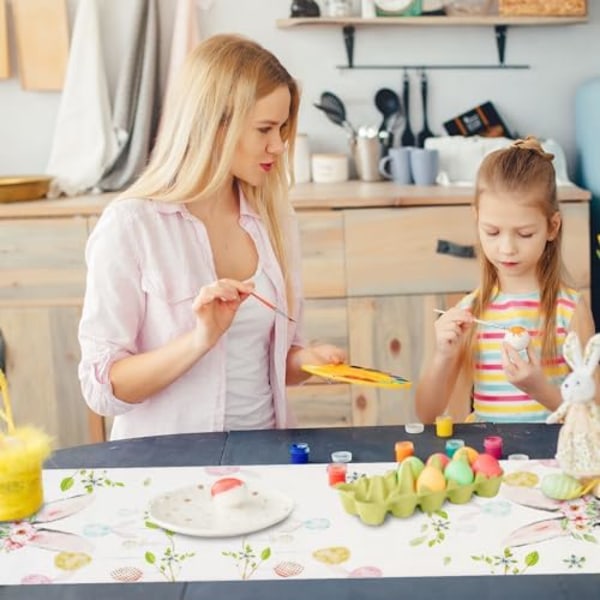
xmin=416 ymin=70 xmax=434 ymax=148
xmin=400 ymin=71 xmax=415 ymax=147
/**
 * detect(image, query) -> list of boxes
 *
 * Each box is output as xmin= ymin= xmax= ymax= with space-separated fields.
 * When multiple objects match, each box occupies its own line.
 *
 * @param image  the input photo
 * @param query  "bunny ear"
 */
xmin=503 ymin=517 xmax=566 ymax=547
xmin=563 ymin=331 xmax=583 ymax=371
xmin=583 ymin=333 xmax=600 ymax=375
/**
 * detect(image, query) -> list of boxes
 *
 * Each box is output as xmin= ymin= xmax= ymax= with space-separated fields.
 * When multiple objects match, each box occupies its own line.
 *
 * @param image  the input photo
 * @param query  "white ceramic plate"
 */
xmin=148 ymin=481 xmax=295 ymax=538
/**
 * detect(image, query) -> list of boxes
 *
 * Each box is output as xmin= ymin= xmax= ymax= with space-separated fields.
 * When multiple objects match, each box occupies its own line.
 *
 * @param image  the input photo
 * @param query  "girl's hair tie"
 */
xmin=511 ymin=135 xmax=554 ymax=162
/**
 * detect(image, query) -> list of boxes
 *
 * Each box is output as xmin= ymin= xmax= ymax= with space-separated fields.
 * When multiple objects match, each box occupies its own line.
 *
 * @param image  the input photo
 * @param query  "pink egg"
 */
xmin=472 ymin=453 xmax=503 ymax=478
xmin=210 ymin=477 xmax=248 ymax=508
xmin=426 ymin=452 xmax=450 ymax=470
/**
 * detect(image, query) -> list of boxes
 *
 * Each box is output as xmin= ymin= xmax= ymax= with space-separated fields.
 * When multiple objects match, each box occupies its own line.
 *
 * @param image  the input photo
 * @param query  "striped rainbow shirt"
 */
xmin=459 ymin=287 xmax=578 ymax=423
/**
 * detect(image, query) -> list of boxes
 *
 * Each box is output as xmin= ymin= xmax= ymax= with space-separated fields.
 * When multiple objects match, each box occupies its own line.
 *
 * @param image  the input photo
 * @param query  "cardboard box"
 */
xmin=499 ymin=0 xmax=586 ymax=16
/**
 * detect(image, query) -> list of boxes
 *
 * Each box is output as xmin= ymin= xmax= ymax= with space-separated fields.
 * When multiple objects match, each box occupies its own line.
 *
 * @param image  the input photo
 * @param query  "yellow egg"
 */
xmin=453 ymin=446 xmax=479 ymax=466
xmin=416 ymin=465 xmax=446 ymax=493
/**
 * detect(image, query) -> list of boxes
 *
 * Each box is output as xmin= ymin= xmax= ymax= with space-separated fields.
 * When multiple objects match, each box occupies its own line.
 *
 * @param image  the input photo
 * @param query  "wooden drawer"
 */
xmin=0 ymin=217 xmax=88 ymax=304
xmin=345 ymin=206 xmax=478 ymax=296
xmin=298 ymin=211 xmax=345 ymax=299
xmin=345 ymin=202 xmax=589 ymax=297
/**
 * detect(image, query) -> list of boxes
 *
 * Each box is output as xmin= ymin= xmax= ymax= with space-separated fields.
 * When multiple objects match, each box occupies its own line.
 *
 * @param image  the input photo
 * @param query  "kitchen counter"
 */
xmin=0 ymin=181 xmax=590 ymax=217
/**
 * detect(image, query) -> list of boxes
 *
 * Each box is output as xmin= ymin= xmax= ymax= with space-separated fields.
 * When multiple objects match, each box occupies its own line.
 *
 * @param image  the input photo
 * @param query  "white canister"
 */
xmin=293 ymin=134 xmax=311 ymax=184
xmin=311 ymin=153 xmax=349 ymax=183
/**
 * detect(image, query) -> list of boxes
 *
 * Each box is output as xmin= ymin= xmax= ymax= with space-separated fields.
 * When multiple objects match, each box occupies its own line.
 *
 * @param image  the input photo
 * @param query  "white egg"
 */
xmin=504 ymin=327 xmax=530 ymax=351
xmin=210 ymin=477 xmax=248 ymax=509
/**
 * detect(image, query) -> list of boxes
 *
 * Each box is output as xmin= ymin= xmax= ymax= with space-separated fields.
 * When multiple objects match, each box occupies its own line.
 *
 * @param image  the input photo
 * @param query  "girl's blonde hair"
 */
xmin=471 ymin=136 xmax=565 ymax=363
xmin=122 ymin=34 xmax=300 ymax=308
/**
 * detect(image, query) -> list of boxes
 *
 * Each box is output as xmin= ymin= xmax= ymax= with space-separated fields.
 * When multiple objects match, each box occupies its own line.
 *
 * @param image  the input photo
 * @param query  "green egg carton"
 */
xmin=336 ymin=469 xmax=503 ymax=526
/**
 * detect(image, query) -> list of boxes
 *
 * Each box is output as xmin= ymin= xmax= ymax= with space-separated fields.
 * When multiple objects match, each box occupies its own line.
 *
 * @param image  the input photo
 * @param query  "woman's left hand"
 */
xmin=285 ymin=344 xmax=347 ymax=385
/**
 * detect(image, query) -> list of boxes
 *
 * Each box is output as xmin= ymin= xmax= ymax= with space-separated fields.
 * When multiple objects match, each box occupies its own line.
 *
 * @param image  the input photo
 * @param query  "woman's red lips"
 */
xmin=260 ymin=163 xmax=273 ymax=172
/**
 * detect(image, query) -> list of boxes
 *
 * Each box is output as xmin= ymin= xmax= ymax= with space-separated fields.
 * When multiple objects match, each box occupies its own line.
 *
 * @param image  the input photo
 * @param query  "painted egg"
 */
xmin=416 ymin=465 xmax=446 ymax=493
xmin=453 ymin=446 xmax=479 ymax=466
xmin=210 ymin=477 xmax=248 ymax=508
xmin=444 ymin=459 xmax=474 ymax=485
xmin=399 ymin=455 xmax=425 ymax=479
xmin=396 ymin=460 xmax=416 ymax=493
xmin=472 ymin=453 xmax=503 ymax=478
xmin=426 ymin=452 xmax=450 ymax=470
xmin=504 ymin=326 xmax=530 ymax=351
xmin=540 ymin=473 xmax=583 ymax=500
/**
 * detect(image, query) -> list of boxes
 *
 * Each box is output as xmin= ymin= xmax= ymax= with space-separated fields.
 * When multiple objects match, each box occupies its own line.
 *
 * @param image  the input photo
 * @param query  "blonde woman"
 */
xmin=78 ymin=34 xmax=346 ymax=440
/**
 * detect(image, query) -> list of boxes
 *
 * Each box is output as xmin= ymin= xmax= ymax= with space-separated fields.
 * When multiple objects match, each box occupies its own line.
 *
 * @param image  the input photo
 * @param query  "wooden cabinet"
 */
xmin=0 ymin=217 xmax=90 ymax=448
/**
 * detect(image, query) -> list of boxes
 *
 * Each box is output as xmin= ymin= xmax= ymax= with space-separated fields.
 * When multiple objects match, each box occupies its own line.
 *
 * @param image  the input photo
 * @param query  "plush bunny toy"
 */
xmin=546 ymin=331 xmax=600 ymax=479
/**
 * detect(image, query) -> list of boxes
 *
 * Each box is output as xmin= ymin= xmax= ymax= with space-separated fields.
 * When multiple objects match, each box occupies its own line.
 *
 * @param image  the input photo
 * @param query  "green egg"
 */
xmin=444 ymin=459 xmax=474 ymax=486
xmin=540 ymin=473 xmax=583 ymax=500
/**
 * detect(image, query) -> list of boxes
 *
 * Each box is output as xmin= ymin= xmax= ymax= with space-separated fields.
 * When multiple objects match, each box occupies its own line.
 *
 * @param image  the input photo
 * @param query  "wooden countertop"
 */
xmin=0 ymin=182 xmax=590 ymax=218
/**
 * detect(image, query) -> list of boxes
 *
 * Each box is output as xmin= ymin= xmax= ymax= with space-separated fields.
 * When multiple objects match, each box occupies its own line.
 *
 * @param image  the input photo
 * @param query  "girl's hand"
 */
xmin=433 ymin=308 xmax=473 ymax=358
xmin=501 ymin=343 xmax=545 ymax=395
xmin=191 ymin=279 xmax=254 ymax=347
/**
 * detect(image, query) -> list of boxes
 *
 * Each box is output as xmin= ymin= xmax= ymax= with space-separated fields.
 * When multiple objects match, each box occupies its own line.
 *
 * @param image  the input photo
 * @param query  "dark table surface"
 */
xmin=3 ymin=423 xmax=599 ymax=599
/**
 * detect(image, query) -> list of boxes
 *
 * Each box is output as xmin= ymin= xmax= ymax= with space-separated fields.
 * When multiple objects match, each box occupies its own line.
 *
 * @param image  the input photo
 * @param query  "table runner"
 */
xmin=1 ymin=460 xmax=599 ymax=585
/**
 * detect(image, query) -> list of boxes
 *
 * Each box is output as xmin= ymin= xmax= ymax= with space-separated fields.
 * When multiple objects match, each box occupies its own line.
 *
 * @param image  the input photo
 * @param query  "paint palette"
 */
xmin=301 ymin=363 xmax=411 ymax=389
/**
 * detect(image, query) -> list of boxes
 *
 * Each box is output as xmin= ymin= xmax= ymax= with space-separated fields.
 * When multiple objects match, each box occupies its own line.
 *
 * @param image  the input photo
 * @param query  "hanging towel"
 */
xmin=45 ymin=0 xmax=118 ymax=197
xmin=99 ymin=0 xmax=159 ymax=192
xmin=164 ymin=0 xmax=200 ymax=100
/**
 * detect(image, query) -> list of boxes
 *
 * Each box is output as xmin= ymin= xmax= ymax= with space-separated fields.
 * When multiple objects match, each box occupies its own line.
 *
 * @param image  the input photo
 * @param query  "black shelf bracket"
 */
xmin=343 ymin=24 xmax=355 ymax=68
xmin=495 ymin=24 xmax=507 ymax=65
xmin=340 ymin=23 xmax=515 ymax=70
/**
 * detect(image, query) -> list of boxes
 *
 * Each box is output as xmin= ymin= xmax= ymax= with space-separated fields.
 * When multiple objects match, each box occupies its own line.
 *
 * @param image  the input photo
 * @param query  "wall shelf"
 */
xmin=276 ymin=15 xmax=588 ymax=69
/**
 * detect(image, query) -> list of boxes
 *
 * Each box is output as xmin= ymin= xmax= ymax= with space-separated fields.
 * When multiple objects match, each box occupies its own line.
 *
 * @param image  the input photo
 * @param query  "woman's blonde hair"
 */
xmin=122 ymin=34 xmax=300 ymax=307
xmin=470 ymin=136 xmax=565 ymax=363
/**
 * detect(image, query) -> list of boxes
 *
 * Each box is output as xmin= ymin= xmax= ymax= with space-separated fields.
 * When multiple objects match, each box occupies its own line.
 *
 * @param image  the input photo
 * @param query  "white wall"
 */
xmin=1 ymin=0 xmax=600 ymax=178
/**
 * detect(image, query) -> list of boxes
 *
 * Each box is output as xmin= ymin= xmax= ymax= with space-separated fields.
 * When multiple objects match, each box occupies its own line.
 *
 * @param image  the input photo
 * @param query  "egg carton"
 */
xmin=336 ymin=469 xmax=503 ymax=525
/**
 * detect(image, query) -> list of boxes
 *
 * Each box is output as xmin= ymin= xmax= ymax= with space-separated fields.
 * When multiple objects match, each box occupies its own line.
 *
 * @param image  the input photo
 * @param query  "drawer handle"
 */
xmin=436 ymin=239 xmax=476 ymax=259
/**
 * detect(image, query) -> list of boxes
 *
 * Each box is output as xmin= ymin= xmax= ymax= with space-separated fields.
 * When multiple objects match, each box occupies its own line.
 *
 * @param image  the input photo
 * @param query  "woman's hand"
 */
xmin=192 ymin=278 xmax=254 ymax=349
xmin=285 ymin=343 xmax=347 ymax=385
xmin=433 ymin=308 xmax=473 ymax=358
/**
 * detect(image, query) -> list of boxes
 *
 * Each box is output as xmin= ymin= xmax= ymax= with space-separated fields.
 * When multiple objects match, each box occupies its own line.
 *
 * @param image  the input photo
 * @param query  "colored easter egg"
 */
xmin=54 ymin=552 xmax=92 ymax=571
xmin=453 ymin=446 xmax=479 ymax=466
xmin=416 ymin=465 xmax=446 ymax=493
xmin=426 ymin=452 xmax=450 ymax=470
xmin=399 ymin=455 xmax=425 ymax=479
xmin=210 ymin=477 xmax=248 ymax=508
xmin=504 ymin=326 xmax=530 ymax=351
xmin=503 ymin=471 xmax=539 ymax=488
xmin=110 ymin=566 xmax=143 ymax=582
xmin=540 ymin=473 xmax=584 ymax=500
xmin=397 ymin=460 xmax=416 ymax=493
xmin=472 ymin=453 xmax=503 ymax=478
xmin=444 ymin=459 xmax=474 ymax=486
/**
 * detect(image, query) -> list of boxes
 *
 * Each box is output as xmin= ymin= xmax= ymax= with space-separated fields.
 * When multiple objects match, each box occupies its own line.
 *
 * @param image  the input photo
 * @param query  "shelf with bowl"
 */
xmin=275 ymin=15 xmax=588 ymax=69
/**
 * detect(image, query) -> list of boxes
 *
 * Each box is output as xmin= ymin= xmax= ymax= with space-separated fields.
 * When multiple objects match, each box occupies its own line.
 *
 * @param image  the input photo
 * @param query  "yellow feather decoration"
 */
xmin=0 ymin=369 xmax=52 ymax=521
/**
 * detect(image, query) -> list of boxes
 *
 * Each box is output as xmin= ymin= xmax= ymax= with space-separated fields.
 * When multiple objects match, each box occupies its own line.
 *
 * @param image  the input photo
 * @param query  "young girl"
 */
xmin=78 ymin=34 xmax=346 ymax=440
xmin=415 ymin=137 xmax=596 ymax=424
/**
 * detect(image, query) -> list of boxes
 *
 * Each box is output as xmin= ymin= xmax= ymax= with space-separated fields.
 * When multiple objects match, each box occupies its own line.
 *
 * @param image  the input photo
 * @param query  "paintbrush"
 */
xmin=433 ymin=308 xmax=504 ymax=330
xmin=250 ymin=291 xmax=296 ymax=322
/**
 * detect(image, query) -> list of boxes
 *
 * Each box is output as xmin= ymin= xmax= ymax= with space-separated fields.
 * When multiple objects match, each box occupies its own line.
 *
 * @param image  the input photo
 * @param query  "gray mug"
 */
xmin=378 ymin=147 xmax=412 ymax=184
xmin=410 ymin=148 xmax=439 ymax=186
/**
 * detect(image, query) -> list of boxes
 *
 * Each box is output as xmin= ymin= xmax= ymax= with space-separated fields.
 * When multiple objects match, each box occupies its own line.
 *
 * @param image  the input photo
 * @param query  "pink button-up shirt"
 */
xmin=78 ymin=194 xmax=305 ymax=440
